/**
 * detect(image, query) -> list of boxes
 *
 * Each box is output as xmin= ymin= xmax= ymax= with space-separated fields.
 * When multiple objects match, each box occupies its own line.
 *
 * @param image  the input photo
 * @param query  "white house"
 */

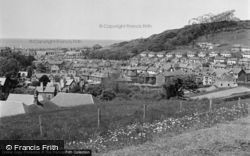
xmin=242 ymin=52 xmax=250 ymax=58
xmin=214 ymin=57 xmax=226 ymax=63
xmin=140 ymin=51 xmax=148 ymax=57
xmin=175 ymin=52 xmax=183 ymax=58
xmin=166 ymin=53 xmax=174 ymax=58
xmin=241 ymin=46 xmax=250 ymax=52
xmin=220 ymin=51 xmax=232 ymax=57
xmin=197 ymin=42 xmax=213 ymax=49
xmin=209 ymin=51 xmax=218 ymax=57
xmin=189 ymin=57 xmax=201 ymax=63
xmin=187 ymin=51 xmax=196 ymax=58
xmin=18 ymin=71 xmax=28 ymax=78
xmin=227 ymin=58 xmax=237 ymax=65
xmin=148 ymin=52 xmax=156 ymax=58
xmin=156 ymin=51 xmax=165 ymax=58
xmin=203 ymin=76 xmax=213 ymax=86
xmin=198 ymin=52 xmax=206 ymax=58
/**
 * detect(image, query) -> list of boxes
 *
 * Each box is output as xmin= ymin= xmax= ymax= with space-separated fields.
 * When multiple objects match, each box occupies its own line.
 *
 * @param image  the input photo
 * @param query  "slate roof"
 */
xmin=65 ymin=79 xmax=75 ymax=86
xmin=214 ymin=57 xmax=226 ymax=60
xmin=51 ymin=93 xmax=94 ymax=107
xmin=0 ymin=77 xmax=6 ymax=86
xmin=51 ymin=65 xmax=59 ymax=70
xmin=65 ymin=51 xmax=81 ymax=55
xmin=23 ymin=100 xmax=59 ymax=113
xmin=244 ymin=70 xmax=250 ymax=74
xmin=0 ymin=101 xmax=25 ymax=118
xmin=231 ymin=67 xmax=242 ymax=74
xmin=36 ymin=51 xmax=47 ymax=55
xmin=90 ymin=72 xmax=108 ymax=78
xmin=36 ymin=86 xmax=55 ymax=93
xmin=7 ymin=94 xmax=43 ymax=105
xmin=162 ymin=70 xmax=185 ymax=77
xmin=141 ymin=51 xmax=149 ymax=54
xmin=47 ymin=60 xmax=64 ymax=65
xmin=115 ymin=76 xmax=132 ymax=82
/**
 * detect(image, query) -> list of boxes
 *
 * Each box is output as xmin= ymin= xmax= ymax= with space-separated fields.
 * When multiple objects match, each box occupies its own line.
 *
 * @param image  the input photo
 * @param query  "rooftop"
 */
xmin=51 ymin=93 xmax=94 ymax=107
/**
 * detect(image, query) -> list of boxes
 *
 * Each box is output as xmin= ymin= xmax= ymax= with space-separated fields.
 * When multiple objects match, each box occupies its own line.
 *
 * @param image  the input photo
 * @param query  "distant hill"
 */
xmin=91 ymin=20 xmax=250 ymax=60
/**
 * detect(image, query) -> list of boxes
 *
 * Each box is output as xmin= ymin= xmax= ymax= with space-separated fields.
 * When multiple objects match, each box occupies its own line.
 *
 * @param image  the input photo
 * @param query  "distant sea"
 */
xmin=0 ymin=39 xmax=123 ymax=49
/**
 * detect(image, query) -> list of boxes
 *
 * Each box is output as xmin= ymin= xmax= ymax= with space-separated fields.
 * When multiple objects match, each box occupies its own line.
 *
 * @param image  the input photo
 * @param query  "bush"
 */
xmin=31 ymin=81 xmax=40 ymax=87
xmin=86 ymin=84 xmax=102 ymax=97
xmin=71 ymin=84 xmax=81 ymax=93
xmin=116 ymin=83 xmax=132 ymax=94
xmin=12 ymin=87 xmax=34 ymax=94
xmin=101 ymin=89 xmax=116 ymax=101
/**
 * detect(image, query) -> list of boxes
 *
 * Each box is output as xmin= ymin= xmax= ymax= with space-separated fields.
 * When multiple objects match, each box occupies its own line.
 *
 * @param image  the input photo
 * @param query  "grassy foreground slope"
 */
xmin=100 ymin=101 xmax=250 ymax=156
xmin=0 ymin=98 xmax=248 ymax=153
xmin=101 ymin=116 xmax=250 ymax=156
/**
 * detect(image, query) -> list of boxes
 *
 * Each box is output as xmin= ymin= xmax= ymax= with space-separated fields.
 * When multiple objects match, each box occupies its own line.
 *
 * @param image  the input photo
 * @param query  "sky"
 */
xmin=0 ymin=0 xmax=249 ymax=40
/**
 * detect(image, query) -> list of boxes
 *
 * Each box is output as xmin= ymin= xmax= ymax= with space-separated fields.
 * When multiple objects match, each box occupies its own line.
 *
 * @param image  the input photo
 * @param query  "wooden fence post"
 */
xmin=143 ymin=104 xmax=147 ymax=121
xmin=38 ymin=115 xmax=43 ymax=137
xmin=97 ymin=108 xmax=101 ymax=128
xmin=209 ymin=99 xmax=212 ymax=112
xmin=179 ymin=101 xmax=183 ymax=112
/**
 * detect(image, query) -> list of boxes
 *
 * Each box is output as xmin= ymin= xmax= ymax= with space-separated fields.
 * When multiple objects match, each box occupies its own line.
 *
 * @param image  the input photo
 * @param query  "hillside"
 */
xmin=0 ymin=98 xmax=248 ymax=153
xmin=102 ymin=116 xmax=250 ymax=156
xmin=90 ymin=20 xmax=250 ymax=60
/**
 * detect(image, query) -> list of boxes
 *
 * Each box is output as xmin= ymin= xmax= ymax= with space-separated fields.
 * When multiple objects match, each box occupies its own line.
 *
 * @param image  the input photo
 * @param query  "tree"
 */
xmin=93 ymin=44 xmax=102 ymax=50
xmin=31 ymin=81 xmax=40 ymax=87
xmin=12 ymin=87 xmax=34 ymax=94
xmin=27 ymin=66 xmax=33 ymax=78
xmin=0 ymin=58 xmax=20 ymax=77
xmin=0 ymin=91 xmax=6 ymax=100
xmin=39 ymin=75 xmax=50 ymax=87
xmin=100 ymin=89 xmax=116 ymax=101
xmin=71 ymin=84 xmax=81 ymax=93
xmin=162 ymin=75 xmax=198 ymax=99
xmin=182 ymin=75 xmax=199 ymax=92
xmin=54 ymin=75 xmax=61 ymax=82
xmin=86 ymin=84 xmax=102 ymax=97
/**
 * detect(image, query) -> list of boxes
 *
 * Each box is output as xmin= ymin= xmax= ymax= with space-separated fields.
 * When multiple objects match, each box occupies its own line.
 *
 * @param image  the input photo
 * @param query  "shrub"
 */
xmin=31 ymin=81 xmax=40 ymax=87
xmin=86 ymin=84 xmax=102 ymax=97
xmin=101 ymin=89 xmax=116 ymax=101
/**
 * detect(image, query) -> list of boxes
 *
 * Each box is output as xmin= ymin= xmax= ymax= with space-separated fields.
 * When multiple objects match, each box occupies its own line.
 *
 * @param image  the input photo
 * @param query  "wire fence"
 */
xmin=0 ymin=98 xmax=248 ymax=141
xmin=36 ymin=98 xmax=248 ymax=138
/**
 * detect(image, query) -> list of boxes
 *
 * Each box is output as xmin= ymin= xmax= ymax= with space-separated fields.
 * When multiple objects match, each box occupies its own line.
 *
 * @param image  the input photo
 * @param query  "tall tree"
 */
xmin=0 ymin=58 xmax=19 ymax=77
xmin=39 ymin=75 xmax=50 ymax=87
xmin=162 ymin=75 xmax=198 ymax=99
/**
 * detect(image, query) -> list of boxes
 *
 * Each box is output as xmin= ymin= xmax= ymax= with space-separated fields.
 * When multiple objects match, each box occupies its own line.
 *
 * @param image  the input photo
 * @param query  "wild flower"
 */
xmin=65 ymin=102 xmax=247 ymax=153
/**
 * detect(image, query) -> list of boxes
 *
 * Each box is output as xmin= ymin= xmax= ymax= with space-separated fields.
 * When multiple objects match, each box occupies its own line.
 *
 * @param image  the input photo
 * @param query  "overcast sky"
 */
xmin=0 ymin=0 xmax=249 ymax=40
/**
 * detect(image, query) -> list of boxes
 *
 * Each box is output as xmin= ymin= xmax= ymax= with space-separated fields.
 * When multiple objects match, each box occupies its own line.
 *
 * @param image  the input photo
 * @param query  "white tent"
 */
xmin=0 ymin=101 xmax=25 ymax=118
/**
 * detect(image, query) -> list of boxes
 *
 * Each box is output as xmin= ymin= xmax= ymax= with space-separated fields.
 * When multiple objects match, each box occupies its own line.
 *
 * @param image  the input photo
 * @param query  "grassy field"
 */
xmin=102 ymin=115 xmax=250 ymax=156
xmin=0 ymin=98 xmax=248 ymax=152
